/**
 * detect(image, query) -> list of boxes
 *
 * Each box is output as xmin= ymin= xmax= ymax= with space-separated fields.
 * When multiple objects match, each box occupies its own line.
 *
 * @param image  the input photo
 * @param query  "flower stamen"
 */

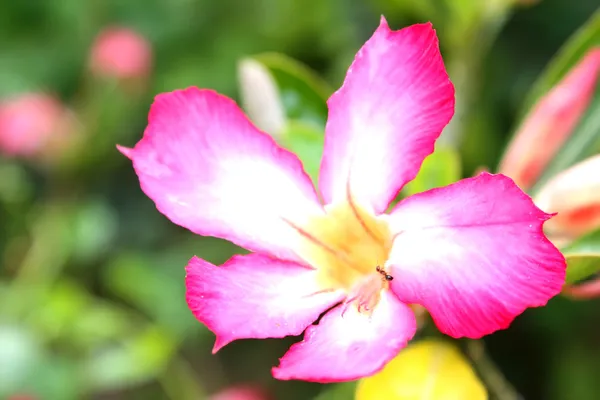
xmin=282 ymin=217 xmax=366 ymax=275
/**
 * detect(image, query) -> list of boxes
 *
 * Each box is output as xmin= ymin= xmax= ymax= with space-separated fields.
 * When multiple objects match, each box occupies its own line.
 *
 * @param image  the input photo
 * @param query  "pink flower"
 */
xmin=119 ymin=18 xmax=566 ymax=382
xmin=0 ymin=93 xmax=73 ymax=158
xmin=88 ymin=26 xmax=152 ymax=80
xmin=499 ymin=48 xmax=600 ymax=190
xmin=210 ymin=385 xmax=271 ymax=400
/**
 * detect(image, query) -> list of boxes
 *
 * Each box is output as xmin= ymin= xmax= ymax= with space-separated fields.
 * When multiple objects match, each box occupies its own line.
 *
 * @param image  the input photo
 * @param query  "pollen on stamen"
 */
xmin=347 ymin=272 xmax=389 ymax=315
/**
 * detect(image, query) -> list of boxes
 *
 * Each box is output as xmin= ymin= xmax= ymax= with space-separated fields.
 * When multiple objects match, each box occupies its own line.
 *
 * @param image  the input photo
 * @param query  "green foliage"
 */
xmin=246 ymin=52 xmax=331 ymax=129
xmin=313 ymin=381 xmax=357 ymax=400
xmin=522 ymin=7 xmax=600 ymax=114
xmin=281 ymin=120 xmax=325 ymax=183
xmin=1 ymin=1 xmax=600 ymax=399
xmin=564 ymin=229 xmax=600 ymax=284
xmin=85 ymin=326 xmax=176 ymax=391
xmin=402 ymin=146 xmax=462 ymax=196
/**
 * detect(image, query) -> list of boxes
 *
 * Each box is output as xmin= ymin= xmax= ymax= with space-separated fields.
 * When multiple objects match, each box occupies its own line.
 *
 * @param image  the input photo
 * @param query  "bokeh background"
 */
xmin=1 ymin=0 xmax=600 ymax=399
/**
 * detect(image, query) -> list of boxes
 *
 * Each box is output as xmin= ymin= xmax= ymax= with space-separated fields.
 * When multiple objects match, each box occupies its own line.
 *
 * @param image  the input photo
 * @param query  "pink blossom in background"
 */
xmin=210 ymin=385 xmax=272 ymax=400
xmin=88 ymin=26 xmax=152 ymax=80
xmin=0 ymin=93 xmax=73 ymax=159
xmin=120 ymin=17 xmax=566 ymax=382
xmin=499 ymin=48 xmax=600 ymax=190
xmin=7 ymin=395 xmax=37 ymax=400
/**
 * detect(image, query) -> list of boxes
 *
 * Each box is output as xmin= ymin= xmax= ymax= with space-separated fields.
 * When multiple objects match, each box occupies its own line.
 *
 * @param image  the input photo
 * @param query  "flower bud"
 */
xmin=499 ymin=48 xmax=600 ymax=190
xmin=88 ymin=26 xmax=152 ymax=80
xmin=237 ymin=58 xmax=286 ymax=139
xmin=0 ymin=93 xmax=75 ymax=160
xmin=535 ymin=154 xmax=600 ymax=241
xmin=210 ymin=385 xmax=272 ymax=400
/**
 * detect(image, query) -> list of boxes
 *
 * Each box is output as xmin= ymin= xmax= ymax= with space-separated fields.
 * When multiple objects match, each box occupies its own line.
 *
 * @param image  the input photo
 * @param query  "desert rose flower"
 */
xmin=0 ymin=93 xmax=74 ymax=159
xmin=88 ymin=26 xmax=152 ymax=80
xmin=499 ymin=48 xmax=600 ymax=190
xmin=119 ymin=17 xmax=565 ymax=382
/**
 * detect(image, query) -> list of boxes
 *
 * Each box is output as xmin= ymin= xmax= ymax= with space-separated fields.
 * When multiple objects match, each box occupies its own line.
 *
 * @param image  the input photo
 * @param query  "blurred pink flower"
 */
xmin=0 ymin=93 xmax=74 ymax=159
xmin=210 ymin=385 xmax=271 ymax=400
xmin=535 ymin=154 xmax=600 ymax=241
xmin=120 ymin=17 xmax=565 ymax=382
xmin=89 ymin=26 xmax=152 ymax=80
xmin=499 ymin=48 xmax=600 ymax=190
xmin=8 ymin=395 xmax=37 ymax=400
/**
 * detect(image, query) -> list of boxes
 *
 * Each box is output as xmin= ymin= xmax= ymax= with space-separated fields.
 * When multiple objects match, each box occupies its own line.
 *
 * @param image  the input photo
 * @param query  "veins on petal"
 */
xmin=285 ymin=201 xmax=393 ymax=291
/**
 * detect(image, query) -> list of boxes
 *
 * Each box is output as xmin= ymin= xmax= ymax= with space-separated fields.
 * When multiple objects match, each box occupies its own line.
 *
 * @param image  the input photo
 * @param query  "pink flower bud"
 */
xmin=210 ymin=385 xmax=272 ymax=400
xmin=8 ymin=395 xmax=37 ymax=400
xmin=535 ymin=154 xmax=600 ymax=240
xmin=0 ymin=93 xmax=75 ymax=159
xmin=88 ymin=26 xmax=152 ymax=80
xmin=563 ymin=277 xmax=600 ymax=300
xmin=499 ymin=48 xmax=600 ymax=190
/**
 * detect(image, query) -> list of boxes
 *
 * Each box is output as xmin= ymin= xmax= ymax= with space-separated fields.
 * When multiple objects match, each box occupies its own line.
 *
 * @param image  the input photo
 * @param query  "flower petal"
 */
xmin=387 ymin=173 xmax=566 ymax=339
xmin=124 ymin=87 xmax=323 ymax=262
xmin=319 ymin=17 xmax=454 ymax=213
xmin=185 ymin=253 xmax=345 ymax=352
xmin=272 ymin=290 xmax=416 ymax=382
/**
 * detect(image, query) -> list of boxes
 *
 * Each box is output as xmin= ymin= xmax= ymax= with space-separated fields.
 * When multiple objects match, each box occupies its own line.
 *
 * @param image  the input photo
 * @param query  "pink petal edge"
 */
xmin=319 ymin=16 xmax=455 ymax=214
xmin=125 ymin=87 xmax=323 ymax=263
xmin=185 ymin=253 xmax=345 ymax=352
xmin=387 ymin=172 xmax=566 ymax=338
xmin=272 ymin=290 xmax=416 ymax=382
xmin=116 ymin=144 xmax=133 ymax=159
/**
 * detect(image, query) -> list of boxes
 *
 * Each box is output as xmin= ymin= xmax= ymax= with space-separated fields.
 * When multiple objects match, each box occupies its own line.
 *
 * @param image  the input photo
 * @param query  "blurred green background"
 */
xmin=1 ymin=0 xmax=600 ymax=399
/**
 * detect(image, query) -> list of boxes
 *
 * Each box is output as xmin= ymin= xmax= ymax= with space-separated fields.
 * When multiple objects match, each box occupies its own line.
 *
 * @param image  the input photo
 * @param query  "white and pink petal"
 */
xmin=121 ymin=88 xmax=323 ymax=263
xmin=272 ymin=290 xmax=416 ymax=382
xmin=387 ymin=173 xmax=566 ymax=339
xmin=186 ymin=253 xmax=345 ymax=352
xmin=319 ymin=17 xmax=455 ymax=214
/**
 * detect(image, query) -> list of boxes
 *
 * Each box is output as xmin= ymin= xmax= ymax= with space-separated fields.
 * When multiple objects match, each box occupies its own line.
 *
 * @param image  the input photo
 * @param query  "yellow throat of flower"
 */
xmin=291 ymin=197 xmax=393 ymax=295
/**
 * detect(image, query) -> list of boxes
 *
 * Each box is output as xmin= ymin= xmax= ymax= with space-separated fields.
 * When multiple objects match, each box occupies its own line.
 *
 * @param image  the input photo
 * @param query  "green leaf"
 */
xmin=402 ymin=146 xmax=462 ymax=197
xmin=0 ymin=161 xmax=34 ymax=205
xmin=71 ymin=200 xmax=118 ymax=264
xmin=532 ymin=84 xmax=600 ymax=192
xmin=70 ymin=302 xmax=134 ymax=349
xmin=103 ymin=252 xmax=201 ymax=340
xmin=248 ymin=52 xmax=332 ymax=129
xmin=522 ymin=8 xmax=600 ymax=114
xmin=84 ymin=326 xmax=176 ymax=391
xmin=313 ymin=382 xmax=357 ymax=400
xmin=563 ymin=229 xmax=600 ymax=283
xmin=0 ymin=326 xmax=42 ymax=396
xmin=281 ymin=120 xmax=324 ymax=183
xmin=28 ymin=354 xmax=82 ymax=400
xmin=29 ymin=280 xmax=90 ymax=341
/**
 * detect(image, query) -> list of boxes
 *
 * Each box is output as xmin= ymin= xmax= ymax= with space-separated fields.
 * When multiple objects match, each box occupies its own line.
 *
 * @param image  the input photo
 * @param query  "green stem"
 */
xmin=159 ymin=357 xmax=210 ymax=400
xmin=466 ymin=340 xmax=522 ymax=400
xmin=0 ymin=204 xmax=73 ymax=319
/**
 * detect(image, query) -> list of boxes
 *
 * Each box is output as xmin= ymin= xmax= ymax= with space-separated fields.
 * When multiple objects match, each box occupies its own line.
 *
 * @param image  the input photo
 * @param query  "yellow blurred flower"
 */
xmin=356 ymin=340 xmax=487 ymax=400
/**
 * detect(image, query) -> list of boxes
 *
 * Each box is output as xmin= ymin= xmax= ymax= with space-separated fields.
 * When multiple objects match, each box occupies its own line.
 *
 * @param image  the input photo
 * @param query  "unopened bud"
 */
xmin=238 ymin=58 xmax=286 ymax=139
xmin=88 ymin=26 xmax=152 ymax=80
xmin=210 ymin=384 xmax=272 ymax=400
xmin=499 ymin=48 xmax=600 ymax=190
xmin=0 ymin=93 xmax=76 ymax=161
xmin=535 ymin=154 xmax=600 ymax=240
